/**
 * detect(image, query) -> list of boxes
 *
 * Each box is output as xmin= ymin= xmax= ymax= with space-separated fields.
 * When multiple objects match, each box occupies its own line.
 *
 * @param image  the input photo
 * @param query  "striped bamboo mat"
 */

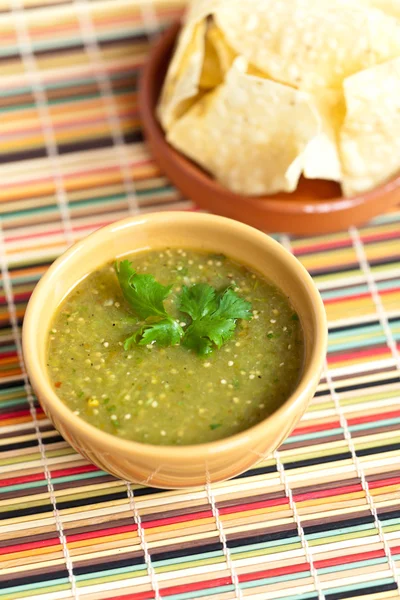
xmin=1 ymin=1 xmax=400 ymax=599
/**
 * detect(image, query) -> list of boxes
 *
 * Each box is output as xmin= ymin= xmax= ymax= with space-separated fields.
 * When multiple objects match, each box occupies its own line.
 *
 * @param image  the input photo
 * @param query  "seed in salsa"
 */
xmin=47 ymin=249 xmax=304 ymax=445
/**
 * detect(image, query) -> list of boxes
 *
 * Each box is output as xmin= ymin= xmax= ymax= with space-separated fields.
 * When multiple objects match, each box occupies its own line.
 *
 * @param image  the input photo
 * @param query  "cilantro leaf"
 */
xmin=179 ymin=286 xmax=252 ymax=355
xmin=124 ymin=333 xmax=137 ymax=351
xmin=183 ymin=327 xmax=213 ymax=355
xmin=178 ymin=283 xmax=217 ymax=320
xmin=115 ymin=260 xmax=171 ymax=319
xmin=137 ymin=319 xmax=183 ymax=347
xmin=115 ymin=261 xmax=252 ymax=355
xmin=183 ymin=317 xmax=236 ymax=355
xmin=214 ymin=288 xmax=252 ymax=320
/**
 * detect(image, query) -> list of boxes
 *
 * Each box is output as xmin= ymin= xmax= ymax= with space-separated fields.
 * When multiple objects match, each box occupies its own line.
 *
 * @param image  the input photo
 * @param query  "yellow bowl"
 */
xmin=23 ymin=212 xmax=327 ymax=489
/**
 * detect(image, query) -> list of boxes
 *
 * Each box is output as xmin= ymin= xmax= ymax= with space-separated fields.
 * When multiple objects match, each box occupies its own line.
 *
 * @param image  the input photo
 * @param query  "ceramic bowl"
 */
xmin=139 ymin=22 xmax=400 ymax=236
xmin=23 ymin=211 xmax=327 ymax=489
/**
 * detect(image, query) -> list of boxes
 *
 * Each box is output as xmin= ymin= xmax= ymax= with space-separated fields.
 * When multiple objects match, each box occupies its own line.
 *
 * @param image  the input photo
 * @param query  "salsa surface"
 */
xmin=47 ymin=249 xmax=303 ymax=445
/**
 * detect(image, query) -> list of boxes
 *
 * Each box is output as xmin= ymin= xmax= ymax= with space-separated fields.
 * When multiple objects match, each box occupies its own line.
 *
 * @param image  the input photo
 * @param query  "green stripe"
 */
xmin=284 ymin=427 xmax=343 ymax=444
xmin=0 ymin=70 xmax=135 ymax=99
xmin=278 ymin=593 xmax=317 ymax=600
xmin=377 ymin=277 xmax=400 ymax=290
xmin=286 ymin=414 xmax=400 ymax=445
xmin=0 ymin=86 xmax=130 ymax=114
xmin=0 ymin=397 xmax=28 ymax=409
xmin=328 ymin=322 xmax=384 ymax=339
xmin=0 ymin=386 xmax=25 ymax=396
xmin=321 ymin=284 xmax=369 ymax=300
xmin=241 ymin=570 xmax=311 ymax=589
xmin=153 ymin=550 xmax=224 ymax=569
xmin=75 ymin=562 xmax=146 ymax=582
xmin=0 ymin=469 xmax=107 ymax=493
xmin=322 ymin=577 xmax=395 ymax=596
xmin=328 ymin=335 xmax=389 ymax=352
xmin=0 ymin=578 xmax=69 ymax=596
xmin=308 ymin=525 xmax=377 ymax=545
xmin=320 ymin=556 xmax=388 ymax=574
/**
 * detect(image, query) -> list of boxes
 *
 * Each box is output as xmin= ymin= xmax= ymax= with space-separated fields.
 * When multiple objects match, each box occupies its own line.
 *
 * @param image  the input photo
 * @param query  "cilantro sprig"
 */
xmin=179 ymin=284 xmax=252 ymax=355
xmin=115 ymin=260 xmax=184 ymax=349
xmin=115 ymin=261 xmax=252 ymax=355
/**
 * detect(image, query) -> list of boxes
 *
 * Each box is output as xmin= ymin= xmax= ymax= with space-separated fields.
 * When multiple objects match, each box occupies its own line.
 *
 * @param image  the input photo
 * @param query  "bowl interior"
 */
xmin=26 ymin=213 xmax=325 ymax=440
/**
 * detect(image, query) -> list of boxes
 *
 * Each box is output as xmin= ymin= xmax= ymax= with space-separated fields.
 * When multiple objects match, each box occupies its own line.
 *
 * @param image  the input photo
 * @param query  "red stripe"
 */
xmin=360 ymin=230 xmax=400 ymax=245
xmin=0 ymin=408 xmax=33 ymax=420
xmin=294 ymin=475 xmax=400 ymax=503
xmin=0 ymin=351 xmax=19 ymax=360
xmin=0 ymin=537 xmax=60 ymax=555
xmin=315 ymin=548 xmax=386 ymax=569
xmin=0 ymin=472 xmax=46 ymax=487
xmin=10 ymin=292 xmax=32 ymax=303
xmin=67 ymin=523 xmax=137 ymax=543
xmin=107 ymin=591 xmax=155 ymax=600
xmin=3 ymin=109 xmax=138 ymax=145
xmin=294 ymin=238 xmax=352 ymax=255
xmin=293 ymin=408 xmax=400 ymax=438
xmin=369 ymin=476 xmax=400 ymax=490
xmin=293 ymin=475 xmax=400 ymax=505
xmin=292 ymin=420 xmax=341 ymax=435
xmin=0 ymin=406 xmax=45 ymax=419
xmin=348 ymin=408 xmax=400 ymax=427
xmin=294 ymin=483 xmax=363 ymax=502
xmin=324 ymin=286 xmax=400 ymax=305
xmin=154 ymin=576 xmax=233 ymax=598
xmin=380 ymin=286 xmax=400 ymax=296
xmin=0 ymin=159 xmax=152 ymax=192
xmin=239 ymin=562 xmax=309 ymax=582
xmin=73 ymin=220 xmax=118 ymax=233
xmin=0 ymin=463 xmax=100 ymax=487
xmin=0 ymin=293 xmax=31 ymax=304
xmin=142 ymin=510 xmax=213 ymax=529
xmin=324 ymin=291 xmax=371 ymax=305
xmin=51 ymin=464 xmax=101 ymax=478
xmin=328 ymin=345 xmax=390 ymax=364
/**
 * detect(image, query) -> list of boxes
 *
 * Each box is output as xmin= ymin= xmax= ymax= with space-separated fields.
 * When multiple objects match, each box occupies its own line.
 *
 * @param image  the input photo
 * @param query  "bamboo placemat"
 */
xmin=1 ymin=1 xmax=400 ymax=599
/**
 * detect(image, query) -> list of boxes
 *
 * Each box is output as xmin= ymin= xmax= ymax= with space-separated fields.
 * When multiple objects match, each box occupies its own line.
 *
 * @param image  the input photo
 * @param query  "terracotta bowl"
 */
xmin=23 ymin=212 xmax=327 ymax=489
xmin=139 ymin=22 xmax=400 ymax=236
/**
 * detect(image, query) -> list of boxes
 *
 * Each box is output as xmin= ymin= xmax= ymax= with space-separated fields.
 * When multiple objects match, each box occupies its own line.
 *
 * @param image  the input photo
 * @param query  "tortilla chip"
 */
xmin=157 ymin=20 xmax=207 ymax=131
xmin=184 ymin=0 xmax=219 ymax=25
xmin=303 ymin=89 xmax=345 ymax=182
xmin=167 ymin=58 xmax=319 ymax=196
xmin=198 ymin=22 xmax=233 ymax=89
xmin=356 ymin=0 xmax=400 ymax=19
xmin=214 ymin=0 xmax=400 ymax=90
xmin=340 ymin=57 xmax=400 ymax=197
xmin=198 ymin=27 xmax=222 ymax=89
xmin=157 ymin=0 xmax=219 ymax=130
xmin=205 ymin=22 xmax=237 ymax=74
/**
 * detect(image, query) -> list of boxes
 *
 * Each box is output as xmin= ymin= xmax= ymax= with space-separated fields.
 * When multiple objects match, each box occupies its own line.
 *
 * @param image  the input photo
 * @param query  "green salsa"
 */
xmin=47 ymin=249 xmax=303 ymax=445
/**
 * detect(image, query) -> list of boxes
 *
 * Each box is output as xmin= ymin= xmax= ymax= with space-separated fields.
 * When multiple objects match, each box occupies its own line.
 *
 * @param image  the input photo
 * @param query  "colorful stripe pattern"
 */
xmin=1 ymin=1 xmax=400 ymax=599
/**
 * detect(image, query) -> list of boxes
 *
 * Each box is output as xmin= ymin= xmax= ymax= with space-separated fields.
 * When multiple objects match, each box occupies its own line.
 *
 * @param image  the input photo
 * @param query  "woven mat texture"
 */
xmin=1 ymin=1 xmax=400 ymax=599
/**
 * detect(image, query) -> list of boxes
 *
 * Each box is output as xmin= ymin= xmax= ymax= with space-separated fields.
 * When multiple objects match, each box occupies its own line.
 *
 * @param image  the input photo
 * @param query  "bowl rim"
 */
xmin=139 ymin=20 xmax=400 ymax=215
xmin=23 ymin=211 xmax=327 ymax=458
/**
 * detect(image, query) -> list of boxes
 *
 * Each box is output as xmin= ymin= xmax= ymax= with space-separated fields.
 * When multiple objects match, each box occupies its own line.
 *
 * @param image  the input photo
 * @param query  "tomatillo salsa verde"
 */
xmin=47 ymin=249 xmax=303 ymax=445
